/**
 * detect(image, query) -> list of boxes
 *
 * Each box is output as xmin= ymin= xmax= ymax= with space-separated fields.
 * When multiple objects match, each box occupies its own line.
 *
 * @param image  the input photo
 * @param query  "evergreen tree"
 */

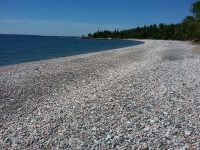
xmin=87 ymin=1 xmax=200 ymax=41
xmin=192 ymin=0 xmax=200 ymax=19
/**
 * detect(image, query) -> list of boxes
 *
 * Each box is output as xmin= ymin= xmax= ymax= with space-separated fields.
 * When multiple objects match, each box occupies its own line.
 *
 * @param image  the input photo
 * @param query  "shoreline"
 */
xmin=1 ymin=40 xmax=200 ymax=149
xmin=0 ymin=39 xmax=145 ymax=69
xmin=0 ymin=37 xmax=144 ymax=68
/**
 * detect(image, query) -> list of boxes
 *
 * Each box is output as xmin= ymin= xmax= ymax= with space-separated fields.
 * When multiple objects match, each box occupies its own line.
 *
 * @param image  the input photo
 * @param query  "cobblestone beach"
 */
xmin=0 ymin=40 xmax=200 ymax=149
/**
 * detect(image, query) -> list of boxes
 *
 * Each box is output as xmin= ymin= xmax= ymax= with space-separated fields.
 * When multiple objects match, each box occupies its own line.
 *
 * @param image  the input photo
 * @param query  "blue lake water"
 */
xmin=0 ymin=34 xmax=143 ymax=66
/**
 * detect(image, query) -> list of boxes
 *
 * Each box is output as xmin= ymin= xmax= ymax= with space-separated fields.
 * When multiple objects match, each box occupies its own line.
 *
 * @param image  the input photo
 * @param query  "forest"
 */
xmin=87 ymin=0 xmax=200 ymax=41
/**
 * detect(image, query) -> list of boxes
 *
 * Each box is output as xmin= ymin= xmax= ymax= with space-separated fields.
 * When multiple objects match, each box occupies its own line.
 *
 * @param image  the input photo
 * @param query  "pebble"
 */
xmin=143 ymin=126 xmax=150 ymax=132
xmin=0 ymin=40 xmax=199 ymax=149
xmin=105 ymin=134 xmax=112 ymax=141
xmin=89 ymin=94 xmax=98 ymax=101
xmin=184 ymin=130 xmax=191 ymax=136
xmin=150 ymin=119 xmax=155 ymax=124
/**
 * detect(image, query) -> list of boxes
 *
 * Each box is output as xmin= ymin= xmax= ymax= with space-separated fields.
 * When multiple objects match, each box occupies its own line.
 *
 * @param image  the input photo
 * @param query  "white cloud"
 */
xmin=0 ymin=18 xmax=129 ymax=36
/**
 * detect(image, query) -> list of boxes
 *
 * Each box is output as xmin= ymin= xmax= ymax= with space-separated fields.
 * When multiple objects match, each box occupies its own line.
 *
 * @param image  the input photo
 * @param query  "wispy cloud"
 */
xmin=0 ymin=18 xmax=129 ymax=36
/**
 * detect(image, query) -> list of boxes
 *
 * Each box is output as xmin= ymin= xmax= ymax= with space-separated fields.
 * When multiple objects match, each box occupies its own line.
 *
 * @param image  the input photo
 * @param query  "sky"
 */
xmin=0 ymin=0 xmax=197 ymax=36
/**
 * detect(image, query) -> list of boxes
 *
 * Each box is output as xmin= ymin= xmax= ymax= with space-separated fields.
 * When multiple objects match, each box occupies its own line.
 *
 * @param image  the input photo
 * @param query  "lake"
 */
xmin=0 ymin=34 xmax=143 ymax=66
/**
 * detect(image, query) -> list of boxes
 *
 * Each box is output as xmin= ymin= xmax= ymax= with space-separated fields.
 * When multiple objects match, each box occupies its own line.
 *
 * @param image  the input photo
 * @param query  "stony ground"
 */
xmin=0 ymin=40 xmax=200 ymax=149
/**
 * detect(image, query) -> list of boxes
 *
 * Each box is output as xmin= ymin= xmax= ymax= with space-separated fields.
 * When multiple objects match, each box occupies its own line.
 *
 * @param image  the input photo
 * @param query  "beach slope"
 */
xmin=0 ymin=40 xmax=200 ymax=149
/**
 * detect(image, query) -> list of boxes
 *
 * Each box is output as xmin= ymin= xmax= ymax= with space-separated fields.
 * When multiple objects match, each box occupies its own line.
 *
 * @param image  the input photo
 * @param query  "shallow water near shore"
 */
xmin=0 ymin=34 xmax=143 ymax=66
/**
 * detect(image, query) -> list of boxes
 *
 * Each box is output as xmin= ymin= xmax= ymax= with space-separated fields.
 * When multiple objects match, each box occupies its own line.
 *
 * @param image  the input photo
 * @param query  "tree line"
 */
xmin=87 ymin=0 xmax=200 ymax=41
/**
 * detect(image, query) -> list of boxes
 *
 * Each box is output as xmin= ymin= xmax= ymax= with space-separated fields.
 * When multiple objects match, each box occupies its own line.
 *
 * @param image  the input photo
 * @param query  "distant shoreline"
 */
xmin=0 ymin=33 xmax=79 ymax=38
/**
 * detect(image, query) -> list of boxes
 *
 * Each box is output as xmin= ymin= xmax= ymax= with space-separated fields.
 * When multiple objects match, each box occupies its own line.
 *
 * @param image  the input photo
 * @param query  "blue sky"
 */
xmin=0 ymin=0 xmax=196 ymax=36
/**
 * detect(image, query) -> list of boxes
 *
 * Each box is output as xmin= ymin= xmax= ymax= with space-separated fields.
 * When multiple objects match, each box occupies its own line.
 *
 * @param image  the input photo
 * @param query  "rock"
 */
xmin=184 ymin=143 xmax=191 ymax=149
xmin=105 ymin=134 xmax=112 ymax=141
xmin=165 ymin=129 xmax=171 ymax=137
xmin=127 ymin=121 xmax=132 ymax=128
xmin=184 ymin=130 xmax=191 ymax=136
xmin=92 ymin=126 xmax=96 ymax=131
xmin=1 ymin=40 xmax=200 ymax=149
xmin=89 ymin=94 xmax=98 ymax=101
xmin=140 ymin=143 xmax=148 ymax=149
xmin=4 ymin=137 xmax=12 ymax=145
xmin=163 ymin=111 xmax=168 ymax=116
xmin=153 ymin=117 xmax=159 ymax=123
xmin=150 ymin=119 xmax=155 ymax=124
xmin=143 ymin=126 xmax=150 ymax=132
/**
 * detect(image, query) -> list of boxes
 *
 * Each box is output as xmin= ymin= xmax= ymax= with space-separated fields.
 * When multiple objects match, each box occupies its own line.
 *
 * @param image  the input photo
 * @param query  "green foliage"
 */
xmin=88 ymin=1 xmax=200 ymax=41
xmin=192 ymin=0 xmax=200 ymax=19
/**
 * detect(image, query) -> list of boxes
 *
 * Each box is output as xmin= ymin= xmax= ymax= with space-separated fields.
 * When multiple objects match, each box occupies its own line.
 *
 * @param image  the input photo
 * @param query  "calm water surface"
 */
xmin=0 ymin=34 xmax=143 ymax=66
